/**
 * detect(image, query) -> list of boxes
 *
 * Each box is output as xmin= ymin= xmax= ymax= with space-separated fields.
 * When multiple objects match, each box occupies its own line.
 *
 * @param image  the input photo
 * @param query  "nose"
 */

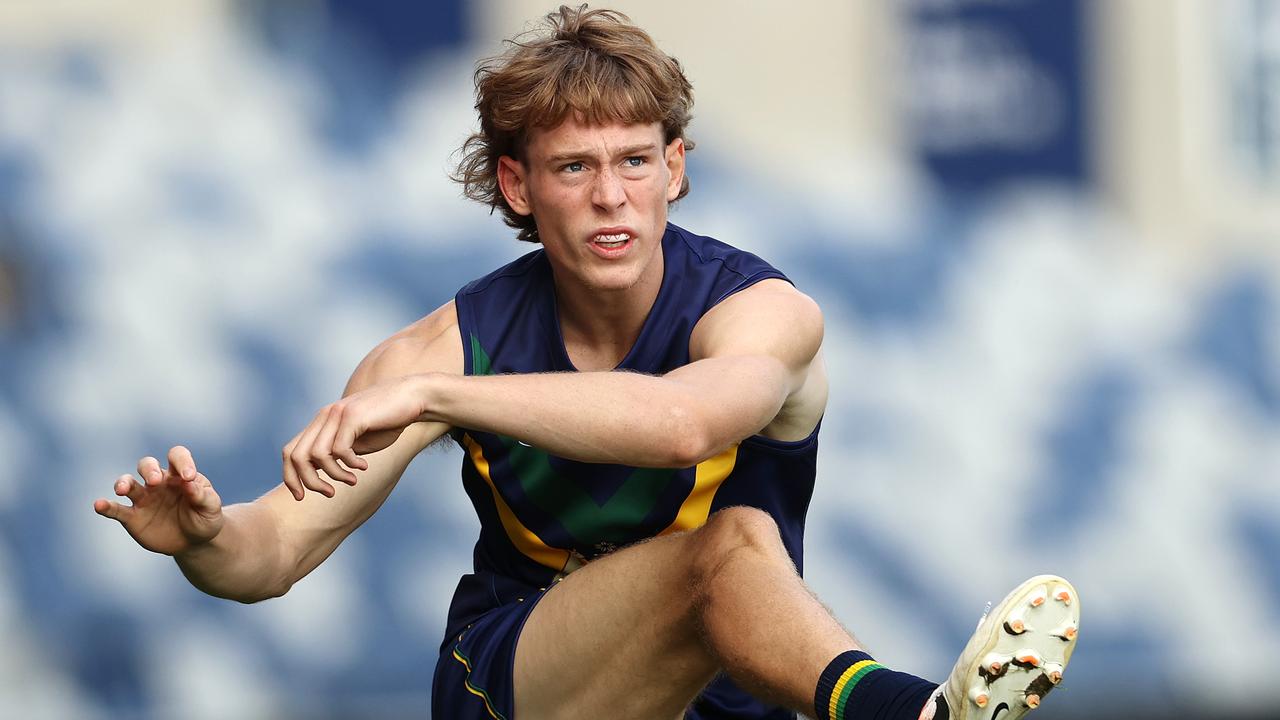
xmin=591 ymin=167 xmax=626 ymax=210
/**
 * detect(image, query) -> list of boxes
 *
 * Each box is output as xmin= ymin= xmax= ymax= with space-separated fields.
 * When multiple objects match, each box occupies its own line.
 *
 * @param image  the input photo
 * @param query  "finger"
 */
xmin=327 ymin=397 xmax=373 ymax=466
xmin=281 ymin=443 xmax=301 ymax=501
xmin=93 ymin=498 xmax=135 ymax=524
xmin=290 ymin=414 xmax=334 ymax=498
xmin=331 ymin=412 xmax=369 ymax=470
xmin=309 ymin=404 xmax=359 ymax=486
xmin=289 ymin=410 xmax=336 ymax=498
xmin=167 ymin=445 xmax=198 ymax=481
xmin=281 ymin=430 xmax=306 ymax=500
xmin=137 ymin=456 xmax=164 ymax=486
xmin=114 ymin=474 xmax=145 ymax=503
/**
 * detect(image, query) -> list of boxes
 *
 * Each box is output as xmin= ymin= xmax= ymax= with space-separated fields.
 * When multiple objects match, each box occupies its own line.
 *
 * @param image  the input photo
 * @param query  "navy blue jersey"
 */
xmin=442 ymin=223 xmax=818 ymax=719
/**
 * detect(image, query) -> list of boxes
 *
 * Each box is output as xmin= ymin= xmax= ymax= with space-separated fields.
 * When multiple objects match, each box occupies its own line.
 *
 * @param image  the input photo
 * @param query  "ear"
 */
xmin=497 ymin=155 xmax=533 ymax=216
xmin=664 ymin=137 xmax=686 ymax=202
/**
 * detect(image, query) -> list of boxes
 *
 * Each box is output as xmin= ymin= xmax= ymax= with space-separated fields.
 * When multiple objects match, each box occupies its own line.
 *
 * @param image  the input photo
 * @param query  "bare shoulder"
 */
xmin=346 ymin=301 xmax=463 ymax=395
xmin=690 ymin=278 xmax=824 ymax=363
xmin=691 ymin=278 xmax=827 ymax=440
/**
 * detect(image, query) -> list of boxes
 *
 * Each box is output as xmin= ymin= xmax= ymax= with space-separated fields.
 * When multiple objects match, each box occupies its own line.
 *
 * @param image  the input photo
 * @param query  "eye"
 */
xmin=624 ymin=156 xmax=645 ymax=167
xmin=563 ymin=161 xmax=584 ymax=173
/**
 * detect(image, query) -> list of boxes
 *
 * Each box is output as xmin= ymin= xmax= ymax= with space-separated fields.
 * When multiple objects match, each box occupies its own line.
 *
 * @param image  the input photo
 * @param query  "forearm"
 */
xmin=419 ymin=355 xmax=790 ymax=467
xmin=174 ymin=502 xmax=292 ymax=603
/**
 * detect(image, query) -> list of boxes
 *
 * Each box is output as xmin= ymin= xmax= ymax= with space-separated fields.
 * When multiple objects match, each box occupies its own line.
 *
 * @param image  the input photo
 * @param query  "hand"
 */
xmin=93 ymin=446 xmax=224 ymax=556
xmin=282 ymin=374 xmax=429 ymax=500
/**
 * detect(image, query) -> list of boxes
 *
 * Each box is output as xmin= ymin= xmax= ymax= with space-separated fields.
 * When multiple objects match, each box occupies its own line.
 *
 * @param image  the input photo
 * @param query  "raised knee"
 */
xmin=707 ymin=506 xmax=780 ymax=547
xmin=690 ymin=507 xmax=783 ymax=580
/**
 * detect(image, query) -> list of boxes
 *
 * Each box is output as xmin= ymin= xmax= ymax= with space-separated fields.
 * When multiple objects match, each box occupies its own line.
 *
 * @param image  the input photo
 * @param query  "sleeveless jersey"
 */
xmin=443 ymin=223 xmax=819 ymax=718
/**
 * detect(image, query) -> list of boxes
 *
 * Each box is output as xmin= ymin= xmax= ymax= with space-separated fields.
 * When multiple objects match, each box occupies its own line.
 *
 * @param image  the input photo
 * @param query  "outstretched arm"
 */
xmin=288 ymin=280 xmax=823 ymax=497
xmin=172 ymin=419 xmax=441 ymax=602
xmin=94 ymin=304 xmax=461 ymax=602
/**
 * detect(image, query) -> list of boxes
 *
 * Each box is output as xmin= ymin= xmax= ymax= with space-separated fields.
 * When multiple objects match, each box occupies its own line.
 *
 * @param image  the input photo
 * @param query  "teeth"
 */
xmin=595 ymin=233 xmax=631 ymax=244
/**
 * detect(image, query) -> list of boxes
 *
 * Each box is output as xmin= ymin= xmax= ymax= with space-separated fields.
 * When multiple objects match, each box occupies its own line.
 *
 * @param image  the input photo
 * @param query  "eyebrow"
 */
xmin=544 ymin=143 xmax=659 ymax=165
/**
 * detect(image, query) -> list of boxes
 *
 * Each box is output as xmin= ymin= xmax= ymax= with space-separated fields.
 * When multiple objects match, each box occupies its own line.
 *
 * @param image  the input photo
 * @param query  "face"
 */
xmin=497 ymin=118 xmax=686 ymax=294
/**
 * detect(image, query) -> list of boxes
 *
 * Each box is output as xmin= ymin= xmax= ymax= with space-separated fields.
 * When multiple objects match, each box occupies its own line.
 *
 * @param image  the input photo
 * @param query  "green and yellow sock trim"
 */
xmin=830 ymin=659 xmax=886 ymax=719
xmin=815 ymin=650 xmax=886 ymax=720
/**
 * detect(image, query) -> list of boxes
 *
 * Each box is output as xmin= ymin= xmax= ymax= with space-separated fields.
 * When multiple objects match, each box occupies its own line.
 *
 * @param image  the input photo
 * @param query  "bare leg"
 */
xmin=513 ymin=506 xmax=859 ymax=719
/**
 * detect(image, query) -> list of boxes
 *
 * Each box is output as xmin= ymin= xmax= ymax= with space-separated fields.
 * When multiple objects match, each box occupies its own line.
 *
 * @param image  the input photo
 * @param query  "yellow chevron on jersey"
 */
xmin=463 ymin=433 xmax=740 ymax=572
xmin=660 ymin=443 xmax=739 ymax=535
xmin=462 ymin=433 xmax=573 ymax=574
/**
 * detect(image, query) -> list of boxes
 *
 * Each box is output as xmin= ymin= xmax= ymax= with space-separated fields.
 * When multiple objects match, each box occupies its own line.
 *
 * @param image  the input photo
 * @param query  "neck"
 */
xmin=553 ymin=250 xmax=665 ymax=371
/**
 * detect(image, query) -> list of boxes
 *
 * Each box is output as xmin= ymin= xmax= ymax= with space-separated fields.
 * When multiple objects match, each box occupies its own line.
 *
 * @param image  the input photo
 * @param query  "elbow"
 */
xmin=668 ymin=436 xmax=708 ymax=468
xmin=661 ymin=392 xmax=781 ymax=468
xmin=664 ymin=408 xmax=716 ymax=468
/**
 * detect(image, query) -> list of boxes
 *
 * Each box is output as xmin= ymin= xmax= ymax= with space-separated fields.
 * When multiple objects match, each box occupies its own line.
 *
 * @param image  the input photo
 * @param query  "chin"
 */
xmin=585 ymin=271 xmax=642 ymax=293
xmin=583 ymin=257 xmax=650 ymax=288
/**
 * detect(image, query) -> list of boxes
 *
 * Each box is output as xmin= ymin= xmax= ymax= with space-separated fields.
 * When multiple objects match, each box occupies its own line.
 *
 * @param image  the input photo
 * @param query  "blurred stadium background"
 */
xmin=1 ymin=0 xmax=1278 ymax=718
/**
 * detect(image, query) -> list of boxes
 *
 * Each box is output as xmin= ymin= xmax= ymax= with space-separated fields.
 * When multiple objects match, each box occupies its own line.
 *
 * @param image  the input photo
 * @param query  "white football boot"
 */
xmin=924 ymin=575 xmax=1080 ymax=720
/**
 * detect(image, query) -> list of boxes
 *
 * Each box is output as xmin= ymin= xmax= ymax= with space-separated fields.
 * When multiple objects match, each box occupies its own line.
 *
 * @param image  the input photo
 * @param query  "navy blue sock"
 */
xmin=814 ymin=650 xmax=939 ymax=720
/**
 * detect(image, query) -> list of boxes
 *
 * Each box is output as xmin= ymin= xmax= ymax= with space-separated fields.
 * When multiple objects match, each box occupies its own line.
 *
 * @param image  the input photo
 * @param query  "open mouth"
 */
xmin=589 ymin=230 xmax=634 ymax=257
xmin=593 ymin=232 xmax=631 ymax=249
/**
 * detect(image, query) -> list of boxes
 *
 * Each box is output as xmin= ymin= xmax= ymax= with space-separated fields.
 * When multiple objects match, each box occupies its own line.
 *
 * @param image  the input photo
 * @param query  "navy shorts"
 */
xmin=431 ymin=580 xmax=795 ymax=720
xmin=431 ymin=584 xmax=553 ymax=720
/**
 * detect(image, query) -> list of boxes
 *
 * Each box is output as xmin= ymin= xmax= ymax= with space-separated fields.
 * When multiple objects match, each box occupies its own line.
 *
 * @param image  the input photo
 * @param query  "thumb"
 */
xmin=183 ymin=474 xmax=222 ymax=516
xmin=93 ymin=498 xmax=135 ymax=525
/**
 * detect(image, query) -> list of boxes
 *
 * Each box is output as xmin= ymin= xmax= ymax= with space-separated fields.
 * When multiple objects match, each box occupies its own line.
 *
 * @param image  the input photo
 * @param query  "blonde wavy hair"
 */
xmin=453 ymin=5 xmax=696 ymax=242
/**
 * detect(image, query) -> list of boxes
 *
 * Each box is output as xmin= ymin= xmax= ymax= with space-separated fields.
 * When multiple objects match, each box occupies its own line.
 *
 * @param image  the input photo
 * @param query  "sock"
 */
xmin=813 ymin=650 xmax=941 ymax=720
